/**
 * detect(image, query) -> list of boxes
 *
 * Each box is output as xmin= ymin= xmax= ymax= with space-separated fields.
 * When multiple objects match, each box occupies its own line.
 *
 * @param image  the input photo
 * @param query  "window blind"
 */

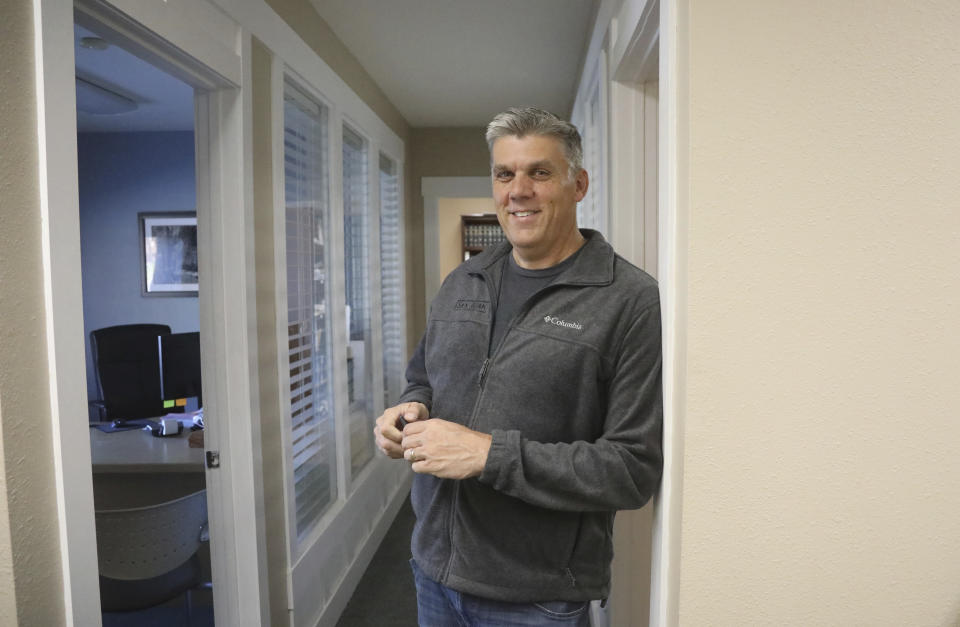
xmin=283 ymin=79 xmax=337 ymax=538
xmin=379 ymin=154 xmax=403 ymax=407
xmin=342 ymin=125 xmax=374 ymax=476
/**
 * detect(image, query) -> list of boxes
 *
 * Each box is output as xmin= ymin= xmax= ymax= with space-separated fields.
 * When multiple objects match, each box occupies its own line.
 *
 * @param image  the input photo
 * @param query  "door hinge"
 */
xmin=206 ymin=450 xmax=220 ymax=469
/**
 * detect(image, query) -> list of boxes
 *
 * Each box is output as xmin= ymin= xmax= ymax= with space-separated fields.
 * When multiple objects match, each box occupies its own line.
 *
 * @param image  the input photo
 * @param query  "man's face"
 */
xmin=491 ymin=135 xmax=588 ymax=265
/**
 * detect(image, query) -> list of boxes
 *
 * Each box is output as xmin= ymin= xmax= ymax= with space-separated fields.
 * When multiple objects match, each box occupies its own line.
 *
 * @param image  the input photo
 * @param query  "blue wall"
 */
xmin=78 ymin=131 xmax=198 ymax=420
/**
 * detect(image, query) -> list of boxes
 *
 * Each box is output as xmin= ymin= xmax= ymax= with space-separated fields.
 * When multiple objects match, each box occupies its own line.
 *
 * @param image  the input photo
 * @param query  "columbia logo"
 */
xmin=543 ymin=315 xmax=583 ymax=330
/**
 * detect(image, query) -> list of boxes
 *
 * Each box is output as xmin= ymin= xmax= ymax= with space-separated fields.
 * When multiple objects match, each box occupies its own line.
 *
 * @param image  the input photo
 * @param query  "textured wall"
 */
xmin=679 ymin=1 xmax=960 ymax=624
xmin=0 ymin=0 xmax=66 ymax=625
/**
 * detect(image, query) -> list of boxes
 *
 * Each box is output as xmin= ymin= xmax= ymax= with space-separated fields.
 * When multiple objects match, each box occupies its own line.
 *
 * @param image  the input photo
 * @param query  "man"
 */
xmin=374 ymin=107 xmax=662 ymax=626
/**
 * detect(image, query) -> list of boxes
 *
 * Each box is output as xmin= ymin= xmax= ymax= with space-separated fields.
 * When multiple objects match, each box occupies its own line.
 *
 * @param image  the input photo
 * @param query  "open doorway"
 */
xmin=37 ymin=0 xmax=262 ymax=623
xmin=75 ymin=18 xmax=214 ymax=626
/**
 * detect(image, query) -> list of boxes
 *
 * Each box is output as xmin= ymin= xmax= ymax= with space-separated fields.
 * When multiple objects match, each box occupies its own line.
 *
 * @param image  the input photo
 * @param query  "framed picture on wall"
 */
xmin=139 ymin=212 xmax=198 ymax=296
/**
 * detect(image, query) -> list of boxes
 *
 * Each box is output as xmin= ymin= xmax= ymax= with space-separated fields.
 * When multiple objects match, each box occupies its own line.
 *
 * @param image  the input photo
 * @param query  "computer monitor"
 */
xmin=158 ymin=331 xmax=202 ymax=410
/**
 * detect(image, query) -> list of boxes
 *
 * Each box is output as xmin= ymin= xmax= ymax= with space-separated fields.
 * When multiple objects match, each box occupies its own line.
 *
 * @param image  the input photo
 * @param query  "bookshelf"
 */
xmin=461 ymin=214 xmax=507 ymax=260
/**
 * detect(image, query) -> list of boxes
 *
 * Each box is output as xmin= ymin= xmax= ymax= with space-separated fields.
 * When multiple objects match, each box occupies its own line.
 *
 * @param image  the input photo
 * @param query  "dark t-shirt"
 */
xmin=489 ymin=248 xmax=583 ymax=356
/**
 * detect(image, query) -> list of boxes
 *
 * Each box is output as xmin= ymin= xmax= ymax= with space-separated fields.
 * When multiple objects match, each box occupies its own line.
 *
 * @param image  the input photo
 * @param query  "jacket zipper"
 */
xmin=478 ymin=358 xmax=490 ymax=387
xmin=441 ymin=265 xmax=584 ymax=583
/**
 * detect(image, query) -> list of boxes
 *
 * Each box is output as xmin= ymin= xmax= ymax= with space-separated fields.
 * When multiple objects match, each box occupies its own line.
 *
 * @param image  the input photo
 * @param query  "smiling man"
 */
xmin=491 ymin=132 xmax=588 ymax=268
xmin=374 ymin=107 xmax=663 ymax=626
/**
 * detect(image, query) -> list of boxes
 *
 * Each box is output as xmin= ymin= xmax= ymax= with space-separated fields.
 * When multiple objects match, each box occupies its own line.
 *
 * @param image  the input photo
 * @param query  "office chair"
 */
xmin=96 ymin=490 xmax=209 ymax=622
xmin=90 ymin=323 xmax=171 ymax=422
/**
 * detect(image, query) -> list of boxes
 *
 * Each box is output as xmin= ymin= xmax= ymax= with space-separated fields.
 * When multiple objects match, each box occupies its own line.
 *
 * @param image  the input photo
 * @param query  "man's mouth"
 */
xmin=510 ymin=210 xmax=538 ymax=218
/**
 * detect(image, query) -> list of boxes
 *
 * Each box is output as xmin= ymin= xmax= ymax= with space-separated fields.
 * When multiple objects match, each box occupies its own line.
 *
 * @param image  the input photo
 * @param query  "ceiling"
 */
xmin=73 ymin=1 xmax=597 ymax=132
xmin=312 ymin=0 xmax=597 ymax=127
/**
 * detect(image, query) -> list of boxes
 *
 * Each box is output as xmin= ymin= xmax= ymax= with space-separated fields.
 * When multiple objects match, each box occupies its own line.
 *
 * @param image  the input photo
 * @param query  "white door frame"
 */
xmin=602 ymin=0 xmax=684 ymax=624
xmin=36 ymin=0 xmax=268 ymax=624
xmin=420 ymin=176 xmax=492 ymax=313
xmin=33 ymin=2 xmax=100 ymax=622
xmin=653 ymin=1 xmax=685 ymax=624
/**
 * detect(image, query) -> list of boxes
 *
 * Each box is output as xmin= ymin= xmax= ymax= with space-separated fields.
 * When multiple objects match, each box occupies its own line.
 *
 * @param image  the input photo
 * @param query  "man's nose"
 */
xmin=509 ymin=173 xmax=534 ymax=199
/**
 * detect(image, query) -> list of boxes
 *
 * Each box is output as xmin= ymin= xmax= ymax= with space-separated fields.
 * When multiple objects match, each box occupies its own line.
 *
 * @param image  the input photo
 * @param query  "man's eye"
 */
xmin=495 ymin=171 xmax=513 ymax=180
xmin=533 ymin=169 xmax=550 ymax=178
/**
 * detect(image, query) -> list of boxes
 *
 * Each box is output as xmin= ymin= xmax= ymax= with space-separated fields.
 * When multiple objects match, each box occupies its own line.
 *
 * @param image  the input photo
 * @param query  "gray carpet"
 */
xmin=337 ymin=496 xmax=419 ymax=626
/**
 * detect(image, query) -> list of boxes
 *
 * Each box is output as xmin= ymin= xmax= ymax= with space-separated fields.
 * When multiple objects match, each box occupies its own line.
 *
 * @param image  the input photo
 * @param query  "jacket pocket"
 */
xmin=562 ymin=513 xmax=584 ymax=572
xmin=452 ymin=484 xmax=581 ymax=587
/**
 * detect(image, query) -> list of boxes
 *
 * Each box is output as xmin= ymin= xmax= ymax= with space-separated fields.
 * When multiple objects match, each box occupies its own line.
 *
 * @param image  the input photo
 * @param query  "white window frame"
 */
xmin=265 ymin=15 xmax=409 ymax=621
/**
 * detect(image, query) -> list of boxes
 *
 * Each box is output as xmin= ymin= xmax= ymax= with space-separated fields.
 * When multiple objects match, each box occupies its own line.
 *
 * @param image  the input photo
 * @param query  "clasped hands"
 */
xmin=373 ymin=402 xmax=492 ymax=480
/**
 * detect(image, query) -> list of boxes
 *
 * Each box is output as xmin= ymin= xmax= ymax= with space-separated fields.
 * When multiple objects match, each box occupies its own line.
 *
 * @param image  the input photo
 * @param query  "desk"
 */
xmin=90 ymin=423 xmax=204 ymax=474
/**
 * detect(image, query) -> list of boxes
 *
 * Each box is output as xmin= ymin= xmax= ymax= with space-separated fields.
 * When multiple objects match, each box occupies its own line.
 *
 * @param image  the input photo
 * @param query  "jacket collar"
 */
xmin=464 ymin=229 xmax=615 ymax=286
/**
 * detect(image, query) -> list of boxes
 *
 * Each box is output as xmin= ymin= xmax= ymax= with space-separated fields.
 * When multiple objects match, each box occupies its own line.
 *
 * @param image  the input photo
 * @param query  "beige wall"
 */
xmin=409 ymin=128 xmax=492 ymax=179
xmin=0 ymin=1 xmax=67 ymax=625
xmin=678 ymin=1 xmax=960 ymax=624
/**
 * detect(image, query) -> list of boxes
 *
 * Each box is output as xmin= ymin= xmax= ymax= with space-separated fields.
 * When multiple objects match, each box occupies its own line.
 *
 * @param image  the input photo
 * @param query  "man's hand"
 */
xmin=374 ymin=402 xmax=428 ymax=459
xmin=401 ymin=419 xmax=492 ymax=480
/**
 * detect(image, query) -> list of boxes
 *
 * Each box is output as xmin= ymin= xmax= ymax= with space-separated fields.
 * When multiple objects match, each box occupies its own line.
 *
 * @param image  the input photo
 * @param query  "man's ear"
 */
xmin=573 ymin=168 xmax=589 ymax=202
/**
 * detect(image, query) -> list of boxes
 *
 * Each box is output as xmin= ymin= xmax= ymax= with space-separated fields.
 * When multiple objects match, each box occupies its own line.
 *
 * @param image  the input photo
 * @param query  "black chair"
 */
xmin=90 ymin=324 xmax=171 ymax=422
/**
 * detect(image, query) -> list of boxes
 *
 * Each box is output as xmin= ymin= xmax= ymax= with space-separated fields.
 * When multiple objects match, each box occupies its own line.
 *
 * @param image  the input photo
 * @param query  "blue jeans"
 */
xmin=410 ymin=559 xmax=590 ymax=627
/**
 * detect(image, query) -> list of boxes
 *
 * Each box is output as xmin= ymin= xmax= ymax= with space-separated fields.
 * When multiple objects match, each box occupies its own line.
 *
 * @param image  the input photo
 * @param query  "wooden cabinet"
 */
xmin=461 ymin=214 xmax=506 ymax=260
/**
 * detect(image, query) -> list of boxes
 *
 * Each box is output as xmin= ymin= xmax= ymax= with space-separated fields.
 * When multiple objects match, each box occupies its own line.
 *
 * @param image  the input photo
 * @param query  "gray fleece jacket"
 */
xmin=400 ymin=229 xmax=663 ymax=603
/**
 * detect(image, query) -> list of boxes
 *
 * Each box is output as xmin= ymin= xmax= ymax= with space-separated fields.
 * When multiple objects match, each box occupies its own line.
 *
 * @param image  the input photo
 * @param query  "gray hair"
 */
xmin=485 ymin=107 xmax=583 ymax=177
